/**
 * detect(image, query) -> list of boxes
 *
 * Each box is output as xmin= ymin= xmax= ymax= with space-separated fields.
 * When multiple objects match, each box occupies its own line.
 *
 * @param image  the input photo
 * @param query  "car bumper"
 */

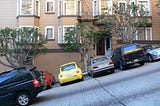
xmin=59 ymin=74 xmax=83 ymax=84
xmin=151 ymin=54 xmax=160 ymax=60
xmin=125 ymin=57 xmax=145 ymax=65
xmin=92 ymin=65 xmax=114 ymax=74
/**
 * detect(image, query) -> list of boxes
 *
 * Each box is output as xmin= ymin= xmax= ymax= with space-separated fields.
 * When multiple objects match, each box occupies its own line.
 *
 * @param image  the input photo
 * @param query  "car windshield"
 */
xmin=122 ymin=44 xmax=140 ymax=54
xmin=61 ymin=63 xmax=76 ymax=72
xmin=151 ymin=44 xmax=160 ymax=49
xmin=92 ymin=57 xmax=108 ymax=64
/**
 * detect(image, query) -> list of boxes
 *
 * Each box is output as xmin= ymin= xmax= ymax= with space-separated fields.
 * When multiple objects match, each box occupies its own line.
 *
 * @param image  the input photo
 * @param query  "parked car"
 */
xmin=40 ymin=70 xmax=56 ymax=89
xmin=88 ymin=55 xmax=114 ymax=78
xmin=0 ymin=67 xmax=46 ymax=106
xmin=142 ymin=44 xmax=160 ymax=61
xmin=58 ymin=62 xmax=83 ymax=86
xmin=111 ymin=43 xmax=146 ymax=70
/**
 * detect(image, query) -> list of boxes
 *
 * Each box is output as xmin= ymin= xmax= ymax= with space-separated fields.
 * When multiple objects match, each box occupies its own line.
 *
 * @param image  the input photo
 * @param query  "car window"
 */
xmin=92 ymin=57 xmax=108 ymax=64
xmin=151 ymin=44 xmax=160 ymax=49
xmin=122 ymin=44 xmax=141 ymax=54
xmin=61 ymin=63 xmax=76 ymax=72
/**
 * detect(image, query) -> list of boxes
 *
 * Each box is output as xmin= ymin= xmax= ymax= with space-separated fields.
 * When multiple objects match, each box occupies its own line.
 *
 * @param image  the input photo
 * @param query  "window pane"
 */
xmin=64 ymin=0 xmax=75 ymax=15
xmin=146 ymin=29 xmax=151 ymax=40
xmin=101 ymin=0 xmax=111 ymax=14
xmin=138 ymin=1 xmax=150 ymax=16
xmin=138 ymin=29 xmax=145 ymax=40
xmin=47 ymin=2 xmax=53 ymax=12
xmin=35 ymin=1 xmax=39 ymax=15
xmin=21 ymin=0 xmax=32 ymax=15
xmin=47 ymin=28 xmax=53 ymax=39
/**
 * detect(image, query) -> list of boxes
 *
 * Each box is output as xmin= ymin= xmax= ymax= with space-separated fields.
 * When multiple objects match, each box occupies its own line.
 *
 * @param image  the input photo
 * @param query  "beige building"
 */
xmin=0 ymin=0 xmax=160 ymax=75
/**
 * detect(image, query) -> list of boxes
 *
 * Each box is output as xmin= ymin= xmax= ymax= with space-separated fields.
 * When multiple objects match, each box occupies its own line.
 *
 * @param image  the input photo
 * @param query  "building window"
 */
xmin=46 ymin=0 xmax=55 ymax=13
xmin=129 ymin=0 xmax=136 ymax=16
xmin=100 ymin=0 xmax=112 ymax=15
xmin=93 ymin=0 xmax=98 ymax=16
xmin=45 ymin=26 xmax=54 ymax=39
xmin=78 ymin=0 xmax=81 ymax=16
xmin=20 ymin=0 xmax=33 ymax=15
xmin=58 ymin=0 xmax=62 ymax=16
xmin=136 ymin=28 xmax=152 ymax=40
xmin=35 ymin=0 xmax=40 ymax=16
xmin=58 ymin=26 xmax=62 ymax=43
xmin=63 ymin=0 xmax=76 ymax=15
xmin=118 ymin=1 xmax=127 ymax=13
xmin=138 ymin=0 xmax=150 ymax=16
xmin=62 ymin=25 xmax=75 ymax=43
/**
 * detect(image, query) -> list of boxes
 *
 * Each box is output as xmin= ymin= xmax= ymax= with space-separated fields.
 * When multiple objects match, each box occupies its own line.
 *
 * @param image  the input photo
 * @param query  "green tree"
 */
xmin=64 ymin=22 xmax=98 ymax=72
xmin=0 ymin=27 xmax=47 ymax=68
xmin=96 ymin=2 xmax=149 ymax=44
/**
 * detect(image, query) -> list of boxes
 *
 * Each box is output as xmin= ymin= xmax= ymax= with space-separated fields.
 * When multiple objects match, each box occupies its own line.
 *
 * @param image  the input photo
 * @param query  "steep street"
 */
xmin=33 ymin=61 xmax=160 ymax=106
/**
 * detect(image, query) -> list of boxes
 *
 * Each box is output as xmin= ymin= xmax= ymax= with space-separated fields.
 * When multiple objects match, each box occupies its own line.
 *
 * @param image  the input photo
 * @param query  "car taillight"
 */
xmin=32 ymin=79 xmax=40 ymax=87
xmin=122 ymin=56 xmax=125 ymax=61
xmin=109 ymin=61 xmax=114 ymax=65
xmin=60 ymin=75 xmax=63 ymax=78
xmin=93 ymin=66 xmax=98 ymax=69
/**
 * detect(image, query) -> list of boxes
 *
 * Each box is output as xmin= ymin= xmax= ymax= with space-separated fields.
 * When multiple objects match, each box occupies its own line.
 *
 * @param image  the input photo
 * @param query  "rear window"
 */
xmin=92 ymin=57 xmax=108 ymax=64
xmin=122 ymin=44 xmax=141 ymax=54
xmin=61 ymin=63 xmax=76 ymax=72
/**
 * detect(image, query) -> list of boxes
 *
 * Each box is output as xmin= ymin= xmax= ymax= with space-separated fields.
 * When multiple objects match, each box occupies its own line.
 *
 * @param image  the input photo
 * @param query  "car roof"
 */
xmin=91 ymin=55 xmax=107 ymax=60
xmin=61 ymin=62 xmax=77 ymax=67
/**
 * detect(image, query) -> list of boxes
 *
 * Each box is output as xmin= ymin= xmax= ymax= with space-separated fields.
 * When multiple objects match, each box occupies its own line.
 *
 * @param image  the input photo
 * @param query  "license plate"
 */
xmin=68 ymin=74 xmax=72 ymax=78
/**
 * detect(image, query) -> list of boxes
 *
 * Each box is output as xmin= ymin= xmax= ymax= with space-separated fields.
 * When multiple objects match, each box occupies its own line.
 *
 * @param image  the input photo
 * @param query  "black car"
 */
xmin=111 ymin=43 xmax=146 ymax=70
xmin=0 ymin=66 xmax=46 ymax=106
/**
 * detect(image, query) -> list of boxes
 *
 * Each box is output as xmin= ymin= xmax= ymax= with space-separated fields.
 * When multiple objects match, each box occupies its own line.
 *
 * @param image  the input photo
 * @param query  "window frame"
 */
xmin=58 ymin=0 xmax=62 ymax=16
xmin=62 ymin=25 xmax=75 ymax=43
xmin=93 ymin=0 xmax=99 ymax=16
xmin=136 ymin=27 xmax=152 ymax=40
xmin=58 ymin=26 xmax=62 ymax=43
xmin=63 ymin=0 xmax=76 ymax=15
xmin=45 ymin=0 xmax=55 ymax=13
xmin=20 ymin=0 xmax=34 ymax=15
xmin=99 ymin=0 xmax=113 ymax=15
xmin=137 ymin=0 xmax=150 ymax=16
xmin=35 ymin=0 xmax=40 ymax=16
xmin=45 ymin=26 xmax=55 ymax=40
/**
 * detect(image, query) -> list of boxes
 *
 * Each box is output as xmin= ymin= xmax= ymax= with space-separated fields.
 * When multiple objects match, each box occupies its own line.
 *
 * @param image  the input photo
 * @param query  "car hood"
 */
xmin=148 ymin=48 xmax=160 ymax=54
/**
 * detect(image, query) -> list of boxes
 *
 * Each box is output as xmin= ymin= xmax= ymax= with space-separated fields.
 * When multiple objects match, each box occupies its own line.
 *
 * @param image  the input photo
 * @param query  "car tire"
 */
xmin=47 ymin=83 xmax=52 ymax=89
xmin=91 ymin=72 xmax=95 ymax=78
xmin=111 ymin=69 xmax=115 ymax=73
xmin=148 ymin=55 xmax=153 ymax=62
xmin=139 ymin=61 xmax=144 ymax=66
xmin=120 ymin=63 xmax=125 ymax=70
xmin=16 ymin=92 xmax=31 ymax=106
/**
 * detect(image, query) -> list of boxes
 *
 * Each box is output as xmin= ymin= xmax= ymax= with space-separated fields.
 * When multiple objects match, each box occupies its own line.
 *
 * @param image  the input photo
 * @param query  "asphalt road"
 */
xmin=32 ymin=61 xmax=160 ymax=106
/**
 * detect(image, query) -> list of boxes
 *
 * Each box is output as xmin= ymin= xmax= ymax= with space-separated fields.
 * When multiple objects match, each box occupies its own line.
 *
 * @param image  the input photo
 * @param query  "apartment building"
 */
xmin=0 ymin=0 xmax=160 ymax=75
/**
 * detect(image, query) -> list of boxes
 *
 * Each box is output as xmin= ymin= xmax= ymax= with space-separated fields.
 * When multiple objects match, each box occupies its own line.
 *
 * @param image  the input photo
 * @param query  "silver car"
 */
xmin=142 ymin=44 xmax=160 ymax=61
xmin=88 ymin=56 xmax=114 ymax=78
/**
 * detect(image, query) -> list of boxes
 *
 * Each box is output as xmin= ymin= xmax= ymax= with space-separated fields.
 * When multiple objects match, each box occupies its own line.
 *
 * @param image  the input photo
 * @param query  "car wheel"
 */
xmin=111 ymin=69 xmax=115 ymax=73
xmin=148 ymin=55 xmax=153 ymax=62
xmin=139 ymin=61 xmax=144 ymax=66
xmin=120 ymin=63 xmax=125 ymax=70
xmin=47 ymin=82 xmax=52 ymax=89
xmin=16 ymin=92 xmax=31 ymax=106
xmin=91 ymin=72 xmax=95 ymax=78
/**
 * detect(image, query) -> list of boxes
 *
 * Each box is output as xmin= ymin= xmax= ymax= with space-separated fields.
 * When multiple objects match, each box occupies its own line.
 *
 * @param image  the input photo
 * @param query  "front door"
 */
xmin=96 ymin=37 xmax=105 ymax=55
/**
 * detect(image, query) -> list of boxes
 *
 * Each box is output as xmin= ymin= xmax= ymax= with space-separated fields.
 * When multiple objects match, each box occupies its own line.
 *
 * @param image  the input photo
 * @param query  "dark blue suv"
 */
xmin=0 ymin=67 xmax=46 ymax=106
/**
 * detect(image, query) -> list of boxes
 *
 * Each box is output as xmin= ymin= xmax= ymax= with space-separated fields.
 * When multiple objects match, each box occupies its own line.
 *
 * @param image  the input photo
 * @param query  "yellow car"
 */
xmin=58 ymin=62 xmax=83 ymax=85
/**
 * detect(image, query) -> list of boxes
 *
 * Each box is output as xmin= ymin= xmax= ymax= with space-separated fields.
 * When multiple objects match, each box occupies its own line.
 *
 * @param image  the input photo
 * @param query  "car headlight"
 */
xmin=152 ymin=51 xmax=158 ymax=55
